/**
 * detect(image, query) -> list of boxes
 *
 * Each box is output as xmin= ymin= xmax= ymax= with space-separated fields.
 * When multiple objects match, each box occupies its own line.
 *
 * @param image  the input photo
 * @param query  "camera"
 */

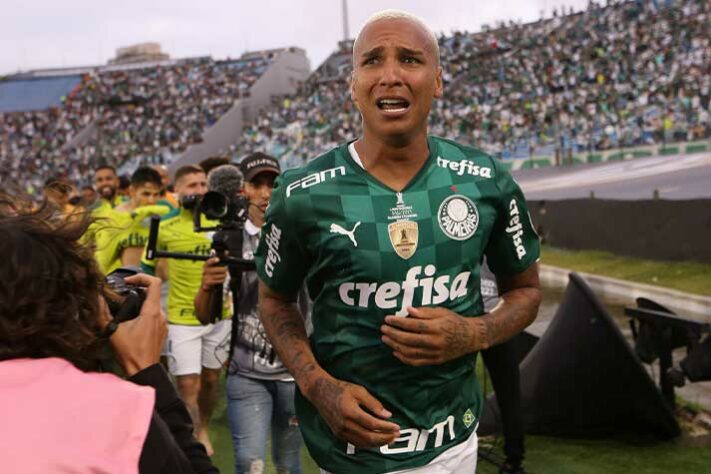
xmin=105 ymin=267 xmax=146 ymax=323
xmin=196 ymin=191 xmax=250 ymax=225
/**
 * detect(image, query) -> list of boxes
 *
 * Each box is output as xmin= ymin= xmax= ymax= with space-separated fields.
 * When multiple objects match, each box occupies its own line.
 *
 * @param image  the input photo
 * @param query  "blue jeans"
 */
xmin=226 ymin=373 xmax=302 ymax=474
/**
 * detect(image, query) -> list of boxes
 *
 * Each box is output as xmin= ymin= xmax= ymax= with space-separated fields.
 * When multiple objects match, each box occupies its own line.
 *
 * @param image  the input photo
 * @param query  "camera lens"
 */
xmin=199 ymin=191 xmax=229 ymax=220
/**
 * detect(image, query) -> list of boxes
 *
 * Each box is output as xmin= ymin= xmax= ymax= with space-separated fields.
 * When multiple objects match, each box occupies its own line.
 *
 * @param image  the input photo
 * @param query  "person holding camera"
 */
xmin=140 ymin=164 xmax=231 ymax=456
xmin=195 ymin=153 xmax=306 ymax=474
xmin=0 ymin=197 xmax=218 ymax=474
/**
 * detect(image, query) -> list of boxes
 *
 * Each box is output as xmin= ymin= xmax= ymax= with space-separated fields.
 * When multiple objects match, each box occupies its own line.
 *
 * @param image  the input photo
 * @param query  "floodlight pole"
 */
xmin=342 ymin=0 xmax=350 ymax=40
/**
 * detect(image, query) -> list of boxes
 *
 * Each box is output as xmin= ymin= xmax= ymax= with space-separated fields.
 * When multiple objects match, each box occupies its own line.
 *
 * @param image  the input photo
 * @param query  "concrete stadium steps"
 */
xmin=170 ymin=48 xmax=310 ymax=171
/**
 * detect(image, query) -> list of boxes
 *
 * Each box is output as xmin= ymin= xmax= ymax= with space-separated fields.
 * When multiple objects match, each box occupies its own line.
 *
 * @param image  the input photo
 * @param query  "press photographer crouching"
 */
xmin=0 ymin=197 xmax=218 ymax=474
xmin=195 ymin=154 xmax=308 ymax=474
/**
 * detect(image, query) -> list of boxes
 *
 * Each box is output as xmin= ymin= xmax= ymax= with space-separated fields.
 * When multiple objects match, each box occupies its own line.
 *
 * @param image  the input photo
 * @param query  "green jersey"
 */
xmin=140 ymin=208 xmax=228 ymax=326
xmin=255 ymin=136 xmax=540 ymax=473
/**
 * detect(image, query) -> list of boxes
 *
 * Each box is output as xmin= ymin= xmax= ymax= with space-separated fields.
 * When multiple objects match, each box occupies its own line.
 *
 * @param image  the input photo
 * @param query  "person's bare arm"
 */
xmin=381 ymin=263 xmax=541 ymax=366
xmin=155 ymin=258 xmax=168 ymax=282
xmin=259 ymin=281 xmax=400 ymax=448
xmin=194 ymin=257 xmax=227 ymax=325
xmin=121 ymin=246 xmax=145 ymax=267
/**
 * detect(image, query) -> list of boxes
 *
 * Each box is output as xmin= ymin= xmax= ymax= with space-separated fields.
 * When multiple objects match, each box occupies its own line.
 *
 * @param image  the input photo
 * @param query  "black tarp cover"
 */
xmin=479 ymin=273 xmax=680 ymax=439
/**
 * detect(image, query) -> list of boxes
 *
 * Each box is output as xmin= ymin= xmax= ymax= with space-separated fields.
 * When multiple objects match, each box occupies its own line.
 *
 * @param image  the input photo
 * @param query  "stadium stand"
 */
xmin=0 ymin=53 xmax=281 ymax=193
xmin=0 ymin=75 xmax=82 ymax=113
xmin=238 ymin=0 xmax=709 ymax=166
xmin=1 ymin=0 xmax=709 ymax=192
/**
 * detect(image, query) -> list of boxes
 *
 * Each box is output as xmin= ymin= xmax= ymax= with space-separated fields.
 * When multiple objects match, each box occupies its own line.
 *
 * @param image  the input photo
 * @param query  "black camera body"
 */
xmin=105 ymin=267 xmax=146 ymax=323
xmin=144 ymin=190 xmax=256 ymax=325
xmin=195 ymin=191 xmax=249 ymax=227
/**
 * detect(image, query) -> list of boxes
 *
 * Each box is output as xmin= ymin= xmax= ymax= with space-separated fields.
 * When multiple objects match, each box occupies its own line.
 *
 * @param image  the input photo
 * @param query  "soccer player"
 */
xmin=141 ymin=164 xmax=230 ymax=456
xmin=255 ymin=10 xmax=541 ymax=473
xmin=94 ymin=166 xmax=170 ymax=274
xmin=82 ymin=165 xmax=125 ymax=249
xmin=93 ymin=165 xmax=123 ymax=211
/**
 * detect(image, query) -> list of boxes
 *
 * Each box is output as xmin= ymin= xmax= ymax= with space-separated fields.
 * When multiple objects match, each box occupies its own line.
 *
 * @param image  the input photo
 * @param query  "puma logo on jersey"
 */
xmin=338 ymin=265 xmax=471 ymax=316
xmin=437 ymin=156 xmax=492 ymax=178
xmin=330 ymin=221 xmax=360 ymax=247
xmin=506 ymin=198 xmax=527 ymax=260
xmin=286 ymin=166 xmax=346 ymax=197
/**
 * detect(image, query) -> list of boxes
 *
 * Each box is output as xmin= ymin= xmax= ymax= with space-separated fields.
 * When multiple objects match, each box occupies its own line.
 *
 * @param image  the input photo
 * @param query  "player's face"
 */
xmin=175 ymin=172 xmax=207 ymax=199
xmin=130 ymin=182 xmax=161 ymax=207
xmin=351 ymin=18 xmax=443 ymax=143
xmin=94 ymin=169 xmax=119 ymax=199
xmin=243 ymin=172 xmax=277 ymax=214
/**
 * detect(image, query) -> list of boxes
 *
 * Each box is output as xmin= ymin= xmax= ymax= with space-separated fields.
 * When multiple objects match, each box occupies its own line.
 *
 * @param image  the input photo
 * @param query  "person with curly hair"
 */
xmin=0 ymin=196 xmax=218 ymax=474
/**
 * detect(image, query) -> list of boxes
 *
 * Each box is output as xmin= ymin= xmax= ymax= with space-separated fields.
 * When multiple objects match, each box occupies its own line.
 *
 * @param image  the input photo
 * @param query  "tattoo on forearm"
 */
xmin=261 ymin=299 xmax=318 ymax=385
xmin=310 ymin=378 xmax=345 ymax=426
xmin=442 ymin=318 xmax=474 ymax=355
xmin=481 ymin=287 xmax=541 ymax=348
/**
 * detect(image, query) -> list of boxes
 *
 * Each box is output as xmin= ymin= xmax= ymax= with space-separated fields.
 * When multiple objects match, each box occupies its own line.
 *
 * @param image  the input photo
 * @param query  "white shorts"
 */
xmin=166 ymin=320 xmax=232 ymax=376
xmin=320 ymin=428 xmax=478 ymax=474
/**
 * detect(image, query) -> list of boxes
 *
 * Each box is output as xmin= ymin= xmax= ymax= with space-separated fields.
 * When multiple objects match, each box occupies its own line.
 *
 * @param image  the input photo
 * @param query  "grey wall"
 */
xmin=530 ymin=199 xmax=711 ymax=263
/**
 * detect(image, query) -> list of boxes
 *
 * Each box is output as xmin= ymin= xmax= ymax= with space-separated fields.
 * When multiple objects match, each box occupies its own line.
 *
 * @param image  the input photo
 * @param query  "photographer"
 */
xmin=0 ymin=197 xmax=218 ymax=474
xmin=195 ymin=154 xmax=306 ymax=474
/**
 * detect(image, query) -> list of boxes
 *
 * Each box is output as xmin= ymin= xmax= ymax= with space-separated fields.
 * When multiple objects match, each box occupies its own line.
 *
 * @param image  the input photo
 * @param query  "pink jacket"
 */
xmin=0 ymin=357 xmax=155 ymax=474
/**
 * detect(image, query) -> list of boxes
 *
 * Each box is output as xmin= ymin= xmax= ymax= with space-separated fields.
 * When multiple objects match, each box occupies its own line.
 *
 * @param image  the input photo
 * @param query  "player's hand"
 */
xmin=202 ymin=256 xmax=228 ymax=288
xmin=305 ymin=375 xmax=400 ymax=449
xmin=106 ymin=274 xmax=168 ymax=376
xmin=381 ymin=306 xmax=484 ymax=366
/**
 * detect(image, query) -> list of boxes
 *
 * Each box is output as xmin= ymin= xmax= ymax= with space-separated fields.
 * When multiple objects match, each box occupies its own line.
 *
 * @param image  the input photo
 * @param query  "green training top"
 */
xmin=140 ymin=208 xmax=228 ymax=325
xmin=94 ymin=204 xmax=172 ymax=275
xmin=255 ymin=136 xmax=540 ymax=473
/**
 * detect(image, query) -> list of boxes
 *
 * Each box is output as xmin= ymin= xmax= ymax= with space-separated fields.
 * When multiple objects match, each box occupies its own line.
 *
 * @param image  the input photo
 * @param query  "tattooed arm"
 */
xmin=381 ymin=263 xmax=541 ymax=366
xmin=259 ymin=282 xmax=400 ymax=448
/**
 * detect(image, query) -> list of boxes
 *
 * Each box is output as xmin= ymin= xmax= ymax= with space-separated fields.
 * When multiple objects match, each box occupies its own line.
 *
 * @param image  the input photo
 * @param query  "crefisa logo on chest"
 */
xmin=438 ymin=195 xmax=479 ymax=241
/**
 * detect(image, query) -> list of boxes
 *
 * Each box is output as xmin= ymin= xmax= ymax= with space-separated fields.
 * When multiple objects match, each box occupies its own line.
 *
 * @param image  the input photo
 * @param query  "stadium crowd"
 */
xmin=0 ymin=55 xmax=273 ymax=194
xmin=238 ymin=0 xmax=710 ymax=162
xmin=1 ymin=1 xmax=709 ymax=192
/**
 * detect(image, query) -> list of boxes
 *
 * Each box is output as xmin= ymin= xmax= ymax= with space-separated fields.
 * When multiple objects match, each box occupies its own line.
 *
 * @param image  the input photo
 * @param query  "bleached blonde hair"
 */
xmin=353 ymin=9 xmax=440 ymax=66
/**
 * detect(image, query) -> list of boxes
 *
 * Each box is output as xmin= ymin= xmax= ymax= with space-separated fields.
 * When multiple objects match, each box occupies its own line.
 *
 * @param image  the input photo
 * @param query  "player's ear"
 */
xmin=349 ymin=71 xmax=358 ymax=105
xmin=434 ymin=66 xmax=444 ymax=99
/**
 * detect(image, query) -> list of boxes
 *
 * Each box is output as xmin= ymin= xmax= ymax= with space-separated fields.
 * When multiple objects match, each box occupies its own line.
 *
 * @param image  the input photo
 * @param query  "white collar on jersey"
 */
xmin=348 ymin=142 xmax=365 ymax=169
xmin=245 ymin=219 xmax=261 ymax=236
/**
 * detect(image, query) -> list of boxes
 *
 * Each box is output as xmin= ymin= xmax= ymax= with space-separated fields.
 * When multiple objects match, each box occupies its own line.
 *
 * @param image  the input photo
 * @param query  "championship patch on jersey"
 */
xmin=388 ymin=220 xmax=418 ymax=259
xmin=438 ymin=195 xmax=479 ymax=241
